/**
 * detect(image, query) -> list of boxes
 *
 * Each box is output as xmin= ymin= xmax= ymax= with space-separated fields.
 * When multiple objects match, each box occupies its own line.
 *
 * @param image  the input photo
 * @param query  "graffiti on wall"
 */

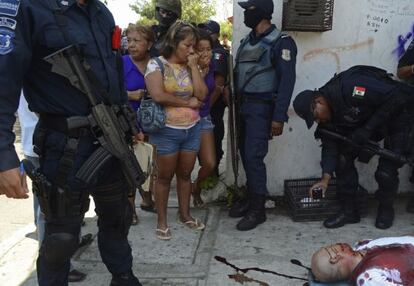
xmin=393 ymin=23 xmax=414 ymax=58
xmin=303 ymin=38 xmax=375 ymax=72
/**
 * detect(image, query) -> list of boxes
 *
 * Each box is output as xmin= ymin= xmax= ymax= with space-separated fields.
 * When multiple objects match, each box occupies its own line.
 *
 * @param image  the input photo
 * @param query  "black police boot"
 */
xmin=236 ymin=194 xmax=266 ymax=231
xmin=323 ymin=198 xmax=360 ymax=229
xmin=229 ymin=197 xmax=249 ymax=218
xmin=406 ymin=196 xmax=414 ymax=213
xmin=375 ymin=204 xmax=394 ymax=229
xmin=110 ymin=271 xmax=142 ymax=286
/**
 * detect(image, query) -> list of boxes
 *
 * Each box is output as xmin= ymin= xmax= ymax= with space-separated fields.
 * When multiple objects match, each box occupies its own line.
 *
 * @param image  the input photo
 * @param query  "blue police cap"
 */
xmin=293 ymin=90 xmax=316 ymax=129
xmin=199 ymin=20 xmax=220 ymax=35
xmin=238 ymin=0 xmax=274 ymax=14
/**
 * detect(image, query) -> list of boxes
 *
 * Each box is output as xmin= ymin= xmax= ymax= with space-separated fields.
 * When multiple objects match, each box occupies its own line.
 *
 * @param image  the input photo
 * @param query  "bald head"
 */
xmin=311 ymin=247 xmax=342 ymax=282
xmin=311 ymin=243 xmax=360 ymax=282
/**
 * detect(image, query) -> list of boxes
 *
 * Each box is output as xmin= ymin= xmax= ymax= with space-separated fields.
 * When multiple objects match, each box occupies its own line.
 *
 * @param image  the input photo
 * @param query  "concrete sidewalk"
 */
xmin=1 ymin=194 xmax=413 ymax=286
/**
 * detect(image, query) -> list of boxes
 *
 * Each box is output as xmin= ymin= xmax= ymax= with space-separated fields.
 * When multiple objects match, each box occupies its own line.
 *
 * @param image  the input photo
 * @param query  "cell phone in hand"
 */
xmin=312 ymin=187 xmax=323 ymax=200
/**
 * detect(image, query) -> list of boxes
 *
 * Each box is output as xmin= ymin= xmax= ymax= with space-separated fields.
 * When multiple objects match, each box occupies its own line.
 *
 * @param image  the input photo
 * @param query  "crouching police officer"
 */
xmin=229 ymin=0 xmax=297 ymax=231
xmin=293 ymin=65 xmax=414 ymax=230
xmin=0 ymin=0 xmax=142 ymax=285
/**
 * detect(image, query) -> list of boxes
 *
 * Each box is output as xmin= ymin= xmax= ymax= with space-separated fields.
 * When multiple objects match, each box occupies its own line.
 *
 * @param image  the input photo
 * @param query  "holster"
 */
xmin=31 ymin=114 xmax=92 ymax=219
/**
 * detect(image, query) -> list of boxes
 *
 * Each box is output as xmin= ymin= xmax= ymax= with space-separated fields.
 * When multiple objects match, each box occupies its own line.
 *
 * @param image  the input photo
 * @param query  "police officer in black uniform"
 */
xmin=199 ymin=20 xmax=228 ymax=176
xmin=0 ymin=0 xmax=141 ymax=285
xmin=397 ymin=41 xmax=414 ymax=213
xmin=150 ymin=0 xmax=181 ymax=57
xmin=294 ymin=65 xmax=414 ymax=230
xmin=229 ymin=0 xmax=297 ymax=231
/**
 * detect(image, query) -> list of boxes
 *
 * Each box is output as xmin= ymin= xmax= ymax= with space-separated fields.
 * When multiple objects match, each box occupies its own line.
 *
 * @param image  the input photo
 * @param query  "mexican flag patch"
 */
xmin=352 ymin=86 xmax=366 ymax=99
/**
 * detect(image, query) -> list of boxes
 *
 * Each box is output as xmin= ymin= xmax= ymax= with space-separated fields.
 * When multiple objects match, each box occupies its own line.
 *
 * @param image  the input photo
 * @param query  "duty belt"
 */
xmin=241 ymin=95 xmax=276 ymax=105
xmin=38 ymin=114 xmax=92 ymax=138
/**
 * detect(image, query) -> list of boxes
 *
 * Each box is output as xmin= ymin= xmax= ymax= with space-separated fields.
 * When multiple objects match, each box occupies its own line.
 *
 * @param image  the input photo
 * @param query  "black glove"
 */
xmin=349 ymin=127 xmax=372 ymax=146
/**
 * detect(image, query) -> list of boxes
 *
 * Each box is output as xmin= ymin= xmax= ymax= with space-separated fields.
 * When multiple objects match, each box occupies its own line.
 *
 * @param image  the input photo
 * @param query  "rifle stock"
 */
xmin=318 ymin=128 xmax=413 ymax=166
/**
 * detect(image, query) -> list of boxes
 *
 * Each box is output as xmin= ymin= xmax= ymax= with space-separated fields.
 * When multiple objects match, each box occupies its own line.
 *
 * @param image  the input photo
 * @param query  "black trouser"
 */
xmin=210 ymin=97 xmax=226 ymax=173
xmin=336 ymin=111 xmax=414 ymax=207
xmin=34 ymin=128 xmax=133 ymax=286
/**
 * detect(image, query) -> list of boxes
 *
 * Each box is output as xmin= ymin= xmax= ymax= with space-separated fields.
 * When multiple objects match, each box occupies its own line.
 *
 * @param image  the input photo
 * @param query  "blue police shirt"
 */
xmin=211 ymin=40 xmax=228 ymax=79
xmin=247 ymin=24 xmax=297 ymax=123
xmin=317 ymin=67 xmax=412 ymax=175
xmin=0 ymin=0 xmax=126 ymax=171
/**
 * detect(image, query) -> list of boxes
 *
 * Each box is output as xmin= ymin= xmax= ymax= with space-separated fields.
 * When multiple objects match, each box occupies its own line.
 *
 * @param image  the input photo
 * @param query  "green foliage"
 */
xmin=219 ymin=21 xmax=233 ymax=41
xmin=226 ymin=185 xmax=247 ymax=208
xmin=130 ymin=0 xmax=216 ymax=25
xmin=199 ymin=175 xmax=219 ymax=190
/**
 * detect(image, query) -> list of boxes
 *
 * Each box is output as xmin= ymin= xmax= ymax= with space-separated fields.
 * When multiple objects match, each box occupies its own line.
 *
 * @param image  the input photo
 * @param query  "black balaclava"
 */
xmin=243 ymin=8 xmax=271 ymax=29
xmin=156 ymin=9 xmax=178 ymax=28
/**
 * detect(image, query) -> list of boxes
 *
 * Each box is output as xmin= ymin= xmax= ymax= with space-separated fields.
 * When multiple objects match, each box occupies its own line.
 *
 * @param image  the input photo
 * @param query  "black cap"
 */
xmin=238 ymin=0 xmax=274 ymax=14
xmin=199 ymin=20 xmax=220 ymax=34
xmin=293 ymin=90 xmax=316 ymax=129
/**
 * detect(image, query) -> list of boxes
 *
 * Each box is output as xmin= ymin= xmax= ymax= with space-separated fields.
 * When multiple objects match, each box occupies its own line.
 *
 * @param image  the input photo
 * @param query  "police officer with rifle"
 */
xmin=294 ymin=65 xmax=414 ymax=230
xmin=0 ymin=0 xmax=144 ymax=285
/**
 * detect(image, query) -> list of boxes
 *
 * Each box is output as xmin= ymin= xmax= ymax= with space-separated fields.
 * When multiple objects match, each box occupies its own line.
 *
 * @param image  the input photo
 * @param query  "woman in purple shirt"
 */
xmin=192 ymin=30 xmax=217 ymax=207
xmin=123 ymin=24 xmax=155 ymax=224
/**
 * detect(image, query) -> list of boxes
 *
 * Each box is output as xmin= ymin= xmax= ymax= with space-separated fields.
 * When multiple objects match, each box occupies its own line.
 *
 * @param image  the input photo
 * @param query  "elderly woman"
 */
xmin=123 ymin=24 xmax=156 ymax=225
xmin=192 ymin=30 xmax=216 ymax=208
xmin=145 ymin=21 xmax=208 ymax=240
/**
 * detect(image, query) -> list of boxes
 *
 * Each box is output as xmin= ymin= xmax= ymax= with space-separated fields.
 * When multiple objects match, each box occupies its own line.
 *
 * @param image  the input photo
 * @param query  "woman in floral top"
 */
xmin=145 ymin=21 xmax=208 ymax=240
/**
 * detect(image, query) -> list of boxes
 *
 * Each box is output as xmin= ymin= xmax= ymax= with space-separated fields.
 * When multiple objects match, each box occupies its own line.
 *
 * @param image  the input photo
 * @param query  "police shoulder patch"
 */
xmin=214 ymin=52 xmax=223 ymax=61
xmin=281 ymin=49 xmax=291 ymax=61
xmin=0 ymin=16 xmax=16 ymax=29
xmin=0 ymin=0 xmax=21 ymax=17
xmin=0 ymin=27 xmax=14 ymax=55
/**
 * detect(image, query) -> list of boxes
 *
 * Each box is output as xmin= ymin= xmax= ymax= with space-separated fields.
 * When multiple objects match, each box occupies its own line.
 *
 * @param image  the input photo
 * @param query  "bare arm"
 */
xmin=127 ymin=89 xmax=145 ymax=101
xmin=145 ymin=70 xmax=200 ymax=108
xmin=210 ymin=74 xmax=226 ymax=106
xmin=397 ymin=65 xmax=414 ymax=80
xmin=188 ymin=54 xmax=208 ymax=101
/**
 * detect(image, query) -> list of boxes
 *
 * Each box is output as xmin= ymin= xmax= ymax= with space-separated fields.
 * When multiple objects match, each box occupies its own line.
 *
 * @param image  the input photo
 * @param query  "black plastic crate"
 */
xmin=284 ymin=178 xmax=368 ymax=222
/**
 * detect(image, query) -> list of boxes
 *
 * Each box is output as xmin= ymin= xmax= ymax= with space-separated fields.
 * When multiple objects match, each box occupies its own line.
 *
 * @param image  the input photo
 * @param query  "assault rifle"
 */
xmin=318 ymin=128 xmax=414 ymax=165
xmin=44 ymin=45 xmax=146 ymax=190
xmin=227 ymin=53 xmax=240 ymax=193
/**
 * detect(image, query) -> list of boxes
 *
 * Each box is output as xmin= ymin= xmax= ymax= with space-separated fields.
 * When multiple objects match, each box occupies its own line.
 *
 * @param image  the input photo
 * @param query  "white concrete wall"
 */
xmin=227 ymin=0 xmax=414 ymax=195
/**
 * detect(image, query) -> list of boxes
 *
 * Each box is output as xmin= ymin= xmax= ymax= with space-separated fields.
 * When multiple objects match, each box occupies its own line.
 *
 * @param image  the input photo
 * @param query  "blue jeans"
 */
xmin=200 ymin=115 xmax=215 ymax=132
xmin=149 ymin=122 xmax=201 ymax=156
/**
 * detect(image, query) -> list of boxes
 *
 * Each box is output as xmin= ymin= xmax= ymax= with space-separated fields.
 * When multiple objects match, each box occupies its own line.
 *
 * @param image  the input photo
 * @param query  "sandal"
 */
xmin=178 ymin=218 xmax=205 ymax=231
xmin=155 ymin=227 xmax=172 ymax=240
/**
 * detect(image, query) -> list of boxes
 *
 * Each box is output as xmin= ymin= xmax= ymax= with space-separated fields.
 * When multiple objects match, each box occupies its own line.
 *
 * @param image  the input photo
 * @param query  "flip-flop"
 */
xmin=155 ymin=228 xmax=172 ymax=240
xmin=178 ymin=218 xmax=205 ymax=231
